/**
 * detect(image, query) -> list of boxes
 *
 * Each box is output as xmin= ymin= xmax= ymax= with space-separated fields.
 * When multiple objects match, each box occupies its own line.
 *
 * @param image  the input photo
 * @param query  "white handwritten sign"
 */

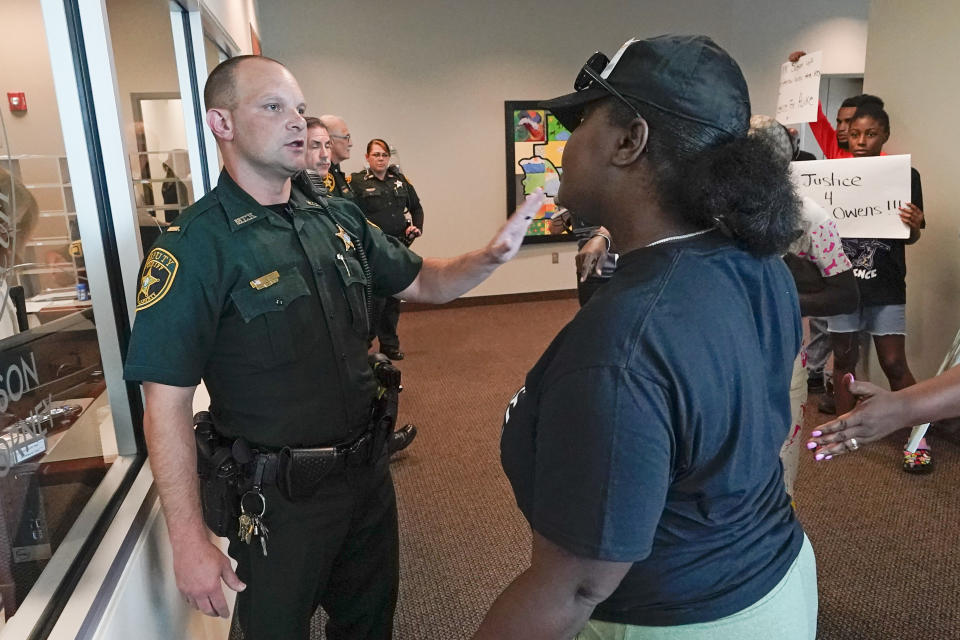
xmin=790 ymin=155 xmax=912 ymax=239
xmin=776 ymin=51 xmax=822 ymax=124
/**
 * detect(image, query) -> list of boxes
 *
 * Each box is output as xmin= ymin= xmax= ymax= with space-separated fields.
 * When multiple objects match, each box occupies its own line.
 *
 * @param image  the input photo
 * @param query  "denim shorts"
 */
xmin=826 ymin=304 xmax=906 ymax=335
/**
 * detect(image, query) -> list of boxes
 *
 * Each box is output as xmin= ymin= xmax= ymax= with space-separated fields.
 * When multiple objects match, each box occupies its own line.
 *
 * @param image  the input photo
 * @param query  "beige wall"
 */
xmin=863 ymin=0 xmax=959 ymax=379
xmin=729 ymin=0 xmax=869 ymax=117
xmin=258 ymin=0 xmax=869 ymax=296
xmin=0 ymin=0 xmax=65 ymax=157
xmin=202 ymin=0 xmax=260 ymax=54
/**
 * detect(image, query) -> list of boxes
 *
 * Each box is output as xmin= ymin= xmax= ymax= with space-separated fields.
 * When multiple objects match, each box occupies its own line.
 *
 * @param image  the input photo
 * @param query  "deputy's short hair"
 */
xmin=203 ymin=55 xmax=285 ymax=110
xmin=305 ymin=117 xmax=327 ymax=131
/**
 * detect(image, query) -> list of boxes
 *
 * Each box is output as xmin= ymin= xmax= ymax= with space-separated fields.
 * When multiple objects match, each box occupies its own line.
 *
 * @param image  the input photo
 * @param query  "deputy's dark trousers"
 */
xmin=229 ymin=452 xmax=399 ymax=640
xmin=370 ymin=295 xmax=401 ymax=352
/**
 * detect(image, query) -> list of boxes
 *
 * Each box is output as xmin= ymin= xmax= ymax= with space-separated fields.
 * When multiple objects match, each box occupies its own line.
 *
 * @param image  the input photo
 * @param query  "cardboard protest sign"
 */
xmin=776 ymin=51 xmax=822 ymax=124
xmin=790 ymin=155 xmax=912 ymax=239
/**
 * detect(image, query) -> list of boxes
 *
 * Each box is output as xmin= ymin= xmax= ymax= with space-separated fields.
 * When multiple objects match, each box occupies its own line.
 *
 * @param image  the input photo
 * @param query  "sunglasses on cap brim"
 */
xmin=574 ymin=51 xmax=643 ymax=123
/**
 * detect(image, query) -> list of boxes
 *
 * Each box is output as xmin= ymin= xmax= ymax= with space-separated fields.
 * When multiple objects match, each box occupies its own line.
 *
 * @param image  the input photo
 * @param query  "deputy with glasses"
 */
xmin=478 ymin=35 xmax=818 ymax=639
xmin=319 ymin=114 xmax=356 ymax=200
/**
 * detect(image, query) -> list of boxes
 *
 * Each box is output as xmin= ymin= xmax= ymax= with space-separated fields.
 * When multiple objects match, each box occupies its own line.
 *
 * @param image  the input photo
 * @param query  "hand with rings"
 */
xmin=807 ymin=374 xmax=910 ymax=460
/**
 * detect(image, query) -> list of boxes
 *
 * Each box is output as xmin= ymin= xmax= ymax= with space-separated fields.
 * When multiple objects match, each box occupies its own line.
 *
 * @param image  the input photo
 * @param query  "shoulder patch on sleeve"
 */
xmin=136 ymin=248 xmax=179 ymax=311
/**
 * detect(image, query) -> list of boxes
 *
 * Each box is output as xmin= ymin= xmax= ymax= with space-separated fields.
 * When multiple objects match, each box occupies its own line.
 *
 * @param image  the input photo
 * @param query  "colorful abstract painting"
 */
xmin=505 ymin=102 xmax=575 ymax=244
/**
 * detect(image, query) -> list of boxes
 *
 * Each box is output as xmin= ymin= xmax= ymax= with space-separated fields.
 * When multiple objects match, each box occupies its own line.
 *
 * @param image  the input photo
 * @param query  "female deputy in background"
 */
xmin=350 ymin=139 xmax=423 ymax=361
xmin=474 ymin=35 xmax=817 ymax=640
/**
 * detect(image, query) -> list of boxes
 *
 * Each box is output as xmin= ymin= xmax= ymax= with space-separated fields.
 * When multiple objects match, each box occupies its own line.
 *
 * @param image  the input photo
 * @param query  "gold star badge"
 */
xmin=335 ymin=224 xmax=355 ymax=251
xmin=139 ymin=273 xmax=159 ymax=299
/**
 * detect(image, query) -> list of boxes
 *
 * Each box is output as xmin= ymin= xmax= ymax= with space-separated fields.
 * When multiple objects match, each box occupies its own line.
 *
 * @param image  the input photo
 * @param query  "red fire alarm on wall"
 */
xmin=7 ymin=92 xmax=26 ymax=112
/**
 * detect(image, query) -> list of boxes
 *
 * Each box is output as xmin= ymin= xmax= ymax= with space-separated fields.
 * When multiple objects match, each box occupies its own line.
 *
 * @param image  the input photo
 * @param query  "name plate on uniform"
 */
xmin=250 ymin=271 xmax=280 ymax=290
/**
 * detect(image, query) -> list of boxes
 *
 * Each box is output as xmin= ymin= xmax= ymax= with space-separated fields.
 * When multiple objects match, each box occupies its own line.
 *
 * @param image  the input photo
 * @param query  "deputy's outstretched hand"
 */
xmin=486 ymin=189 xmax=545 ymax=264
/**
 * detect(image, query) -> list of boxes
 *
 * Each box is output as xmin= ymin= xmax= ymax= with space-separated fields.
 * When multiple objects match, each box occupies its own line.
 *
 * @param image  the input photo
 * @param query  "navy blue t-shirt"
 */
xmin=500 ymin=231 xmax=805 ymax=626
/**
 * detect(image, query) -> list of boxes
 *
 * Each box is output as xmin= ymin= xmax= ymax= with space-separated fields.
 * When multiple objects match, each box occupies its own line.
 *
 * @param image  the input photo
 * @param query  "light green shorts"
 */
xmin=576 ymin=535 xmax=817 ymax=640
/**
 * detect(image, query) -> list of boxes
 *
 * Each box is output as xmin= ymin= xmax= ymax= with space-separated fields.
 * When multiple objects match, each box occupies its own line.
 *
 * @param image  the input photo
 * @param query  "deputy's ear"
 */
xmin=611 ymin=116 xmax=649 ymax=167
xmin=206 ymin=108 xmax=233 ymax=141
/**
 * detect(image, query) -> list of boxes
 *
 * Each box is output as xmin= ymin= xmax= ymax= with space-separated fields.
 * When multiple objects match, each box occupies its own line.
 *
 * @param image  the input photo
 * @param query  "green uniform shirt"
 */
xmin=350 ymin=166 xmax=424 ymax=239
xmin=124 ymin=170 xmax=422 ymax=448
xmin=328 ymin=163 xmax=355 ymax=201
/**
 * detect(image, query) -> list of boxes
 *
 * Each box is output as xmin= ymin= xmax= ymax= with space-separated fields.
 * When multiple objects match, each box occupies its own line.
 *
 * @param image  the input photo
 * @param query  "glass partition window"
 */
xmin=0 ymin=0 xmax=119 ymax=626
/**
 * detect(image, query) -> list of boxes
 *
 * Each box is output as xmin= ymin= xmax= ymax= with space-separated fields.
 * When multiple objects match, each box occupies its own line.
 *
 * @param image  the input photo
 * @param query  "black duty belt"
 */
xmin=235 ymin=426 xmax=381 ymax=501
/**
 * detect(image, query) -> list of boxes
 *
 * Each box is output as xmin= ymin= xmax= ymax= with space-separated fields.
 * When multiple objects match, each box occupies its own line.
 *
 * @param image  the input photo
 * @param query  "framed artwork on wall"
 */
xmin=504 ymin=101 xmax=576 ymax=244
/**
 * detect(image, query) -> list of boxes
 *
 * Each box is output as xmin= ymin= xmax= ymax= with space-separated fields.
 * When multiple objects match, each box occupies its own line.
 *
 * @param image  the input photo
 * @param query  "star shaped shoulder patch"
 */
xmin=136 ymin=248 xmax=179 ymax=311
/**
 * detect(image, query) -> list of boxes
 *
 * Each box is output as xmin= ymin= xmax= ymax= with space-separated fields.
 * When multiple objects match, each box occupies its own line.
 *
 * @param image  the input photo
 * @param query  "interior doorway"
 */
xmin=130 ymin=93 xmax=193 ymax=248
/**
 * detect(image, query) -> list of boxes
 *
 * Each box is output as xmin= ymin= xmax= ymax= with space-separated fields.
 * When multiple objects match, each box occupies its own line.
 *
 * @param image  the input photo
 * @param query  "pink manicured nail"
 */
xmin=815 ymin=453 xmax=825 ymax=461
xmin=825 ymin=455 xmax=833 ymax=460
xmin=811 ymin=430 xmax=822 ymax=437
xmin=806 ymin=442 xmax=817 ymax=449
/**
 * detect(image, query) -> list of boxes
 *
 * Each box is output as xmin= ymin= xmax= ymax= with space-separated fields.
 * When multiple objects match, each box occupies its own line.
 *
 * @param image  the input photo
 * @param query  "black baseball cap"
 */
xmin=543 ymin=35 xmax=750 ymax=139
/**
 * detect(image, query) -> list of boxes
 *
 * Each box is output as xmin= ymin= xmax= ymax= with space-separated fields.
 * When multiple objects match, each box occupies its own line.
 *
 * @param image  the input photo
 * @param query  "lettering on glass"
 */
xmin=0 ymin=352 xmax=51 ymax=476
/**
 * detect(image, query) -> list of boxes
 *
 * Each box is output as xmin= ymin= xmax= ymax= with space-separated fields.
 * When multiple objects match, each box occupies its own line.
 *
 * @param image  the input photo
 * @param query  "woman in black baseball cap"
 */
xmin=484 ymin=35 xmax=817 ymax=639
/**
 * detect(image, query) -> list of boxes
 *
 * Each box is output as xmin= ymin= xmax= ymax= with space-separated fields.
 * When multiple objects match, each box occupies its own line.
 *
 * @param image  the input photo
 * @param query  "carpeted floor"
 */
xmin=307 ymin=297 xmax=959 ymax=640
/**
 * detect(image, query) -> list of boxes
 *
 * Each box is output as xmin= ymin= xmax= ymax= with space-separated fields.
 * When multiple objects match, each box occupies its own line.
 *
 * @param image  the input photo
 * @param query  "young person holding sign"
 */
xmin=787 ymin=51 xmax=885 ymax=161
xmin=826 ymin=103 xmax=929 ymax=473
xmin=787 ymin=51 xmax=885 ymax=411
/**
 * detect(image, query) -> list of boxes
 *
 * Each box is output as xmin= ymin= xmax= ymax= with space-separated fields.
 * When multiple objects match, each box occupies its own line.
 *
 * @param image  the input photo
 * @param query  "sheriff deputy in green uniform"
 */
xmin=319 ymin=114 xmax=356 ymax=201
xmin=123 ymin=55 xmax=543 ymax=640
xmin=303 ymin=116 xmax=332 ymax=196
xmin=351 ymin=139 xmax=423 ymax=362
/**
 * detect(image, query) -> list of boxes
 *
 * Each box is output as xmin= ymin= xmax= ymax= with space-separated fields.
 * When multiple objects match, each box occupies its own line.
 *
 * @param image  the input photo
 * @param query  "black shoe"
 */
xmin=817 ymin=393 xmax=836 ymax=415
xmin=382 ymin=348 xmax=404 ymax=361
xmin=388 ymin=424 xmax=417 ymax=454
xmin=807 ymin=372 xmax=826 ymax=394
